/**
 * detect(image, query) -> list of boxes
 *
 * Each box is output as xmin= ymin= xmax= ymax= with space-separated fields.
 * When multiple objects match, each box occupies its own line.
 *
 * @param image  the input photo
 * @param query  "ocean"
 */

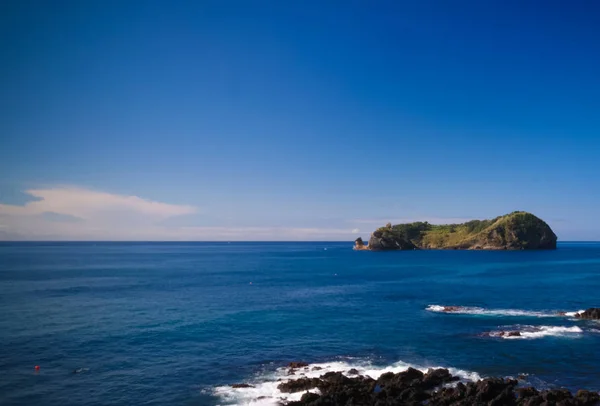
xmin=1 ymin=242 xmax=599 ymax=405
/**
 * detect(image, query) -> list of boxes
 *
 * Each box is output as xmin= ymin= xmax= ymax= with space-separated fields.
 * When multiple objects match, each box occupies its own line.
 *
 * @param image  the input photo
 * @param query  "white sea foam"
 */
xmin=212 ymin=359 xmax=481 ymax=405
xmin=564 ymin=310 xmax=585 ymax=317
xmin=426 ymin=305 xmax=566 ymax=318
xmin=488 ymin=325 xmax=583 ymax=340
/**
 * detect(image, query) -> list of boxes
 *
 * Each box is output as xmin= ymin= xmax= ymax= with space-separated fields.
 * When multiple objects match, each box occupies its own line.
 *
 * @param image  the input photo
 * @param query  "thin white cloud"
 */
xmin=351 ymin=228 xmax=360 ymax=233
xmin=164 ymin=226 xmax=358 ymax=241
xmin=0 ymin=186 xmax=358 ymax=241
xmin=0 ymin=187 xmax=197 ymax=219
xmin=0 ymin=221 xmax=359 ymax=241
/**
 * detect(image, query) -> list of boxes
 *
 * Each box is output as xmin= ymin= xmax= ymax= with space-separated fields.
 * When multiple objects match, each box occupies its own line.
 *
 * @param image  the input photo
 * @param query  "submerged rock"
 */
xmin=441 ymin=306 xmax=464 ymax=312
xmin=488 ymin=330 xmax=521 ymax=338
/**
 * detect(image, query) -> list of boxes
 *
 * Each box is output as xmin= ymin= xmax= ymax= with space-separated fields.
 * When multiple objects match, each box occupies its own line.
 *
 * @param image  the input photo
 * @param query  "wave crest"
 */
xmin=564 ymin=310 xmax=586 ymax=317
xmin=426 ymin=305 xmax=568 ymax=318
xmin=485 ymin=325 xmax=583 ymax=340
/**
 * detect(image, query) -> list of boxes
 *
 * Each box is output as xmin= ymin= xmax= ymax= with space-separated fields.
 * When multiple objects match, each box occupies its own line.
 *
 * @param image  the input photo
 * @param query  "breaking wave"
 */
xmin=564 ymin=310 xmax=586 ymax=317
xmin=426 ymin=305 xmax=574 ymax=318
xmin=485 ymin=325 xmax=583 ymax=340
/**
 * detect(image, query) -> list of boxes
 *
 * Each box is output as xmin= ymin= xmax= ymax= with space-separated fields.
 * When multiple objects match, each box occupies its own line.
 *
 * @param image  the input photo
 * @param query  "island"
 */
xmin=354 ymin=211 xmax=557 ymax=251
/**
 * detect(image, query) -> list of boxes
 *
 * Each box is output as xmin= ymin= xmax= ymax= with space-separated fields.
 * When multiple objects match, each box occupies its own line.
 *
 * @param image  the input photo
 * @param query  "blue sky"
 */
xmin=1 ymin=0 xmax=599 ymax=240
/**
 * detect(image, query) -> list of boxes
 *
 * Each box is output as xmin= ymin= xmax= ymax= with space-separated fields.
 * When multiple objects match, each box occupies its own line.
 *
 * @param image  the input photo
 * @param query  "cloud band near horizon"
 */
xmin=0 ymin=186 xmax=362 ymax=241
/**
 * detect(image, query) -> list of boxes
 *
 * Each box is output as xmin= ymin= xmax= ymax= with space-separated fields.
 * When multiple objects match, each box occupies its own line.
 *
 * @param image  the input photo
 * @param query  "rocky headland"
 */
xmin=354 ymin=211 xmax=557 ymax=251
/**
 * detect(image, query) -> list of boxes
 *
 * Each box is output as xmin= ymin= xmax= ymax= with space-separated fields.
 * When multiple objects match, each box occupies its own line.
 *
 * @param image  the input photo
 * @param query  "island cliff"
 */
xmin=355 ymin=211 xmax=557 ymax=251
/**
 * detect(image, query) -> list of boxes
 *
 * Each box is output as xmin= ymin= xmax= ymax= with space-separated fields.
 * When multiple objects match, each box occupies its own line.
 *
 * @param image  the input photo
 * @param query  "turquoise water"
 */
xmin=1 ymin=242 xmax=599 ymax=405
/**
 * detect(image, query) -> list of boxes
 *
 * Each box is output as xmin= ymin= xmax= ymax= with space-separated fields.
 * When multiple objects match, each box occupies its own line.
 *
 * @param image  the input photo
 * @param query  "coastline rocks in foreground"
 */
xmin=281 ymin=367 xmax=600 ymax=406
xmin=357 ymin=211 xmax=557 ymax=251
xmin=575 ymin=308 xmax=600 ymax=320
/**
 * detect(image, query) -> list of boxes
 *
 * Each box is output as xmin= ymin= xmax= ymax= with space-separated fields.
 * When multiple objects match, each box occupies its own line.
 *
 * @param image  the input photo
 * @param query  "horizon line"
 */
xmin=1 ymin=240 xmax=599 ymax=243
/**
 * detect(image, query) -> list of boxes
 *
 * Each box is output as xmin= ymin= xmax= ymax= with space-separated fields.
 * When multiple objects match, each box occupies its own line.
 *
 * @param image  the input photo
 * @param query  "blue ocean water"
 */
xmin=1 ymin=242 xmax=599 ymax=405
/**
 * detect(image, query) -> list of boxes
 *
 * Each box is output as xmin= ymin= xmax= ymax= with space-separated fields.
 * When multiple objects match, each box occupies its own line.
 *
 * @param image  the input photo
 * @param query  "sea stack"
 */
xmin=353 ymin=237 xmax=368 ymax=250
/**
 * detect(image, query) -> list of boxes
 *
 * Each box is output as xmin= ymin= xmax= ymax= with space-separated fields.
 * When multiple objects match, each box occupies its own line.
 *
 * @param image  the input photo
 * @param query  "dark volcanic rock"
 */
xmin=320 ymin=371 xmax=354 ymax=386
xmin=421 ymin=368 xmax=459 ymax=389
xmin=288 ymin=362 xmax=309 ymax=369
xmin=367 ymin=229 xmax=418 ymax=251
xmin=299 ymin=392 xmax=320 ymax=403
xmin=575 ymin=390 xmax=600 ymax=405
xmin=473 ymin=378 xmax=517 ymax=403
xmin=347 ymin=368 xmax=359 ymax=375
xmin=277 ymin=377 xmax=320 ymax=393
xmin=353 ymin=237 xmax=367 ymax=250
xmin=575 ymin=308 xmax=600 ymax=320
xmin=491 ymin=330 xmax=521 ymax=337
xmin=278 ymin=367 xmax=600 ymax=406
xmin=517 ymin=386 xmax=539 ymax=398
xmin=377 ymin=367 xmax=424 ymax=388
xmin=231 ymin=383 xmax=254 ymax=388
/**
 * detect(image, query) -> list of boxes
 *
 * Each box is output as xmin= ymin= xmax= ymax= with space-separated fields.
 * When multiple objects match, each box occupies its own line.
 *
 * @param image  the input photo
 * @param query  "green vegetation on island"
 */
xmin=354 ymin=211 xmax=557 ymax=251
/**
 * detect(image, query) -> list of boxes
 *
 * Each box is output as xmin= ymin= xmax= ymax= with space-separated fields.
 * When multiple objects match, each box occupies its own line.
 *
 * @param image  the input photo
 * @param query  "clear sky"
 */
xmin=1 ymin=0 xmax=599 ymax=241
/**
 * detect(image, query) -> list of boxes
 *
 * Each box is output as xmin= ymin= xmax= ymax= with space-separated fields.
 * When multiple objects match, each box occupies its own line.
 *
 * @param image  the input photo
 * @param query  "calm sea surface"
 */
xmin=1 ymin=242 xmax=599 ymax=405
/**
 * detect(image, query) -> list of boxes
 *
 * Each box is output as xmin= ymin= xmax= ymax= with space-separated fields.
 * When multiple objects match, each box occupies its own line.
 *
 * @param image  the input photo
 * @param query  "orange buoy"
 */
xmin=34 ymin=365 xmax=40 ymax=371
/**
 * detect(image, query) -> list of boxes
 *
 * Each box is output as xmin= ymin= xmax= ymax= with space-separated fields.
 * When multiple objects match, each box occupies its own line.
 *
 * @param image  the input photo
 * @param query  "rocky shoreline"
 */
xmin=268 ymin=363 xmax=600 ymax=406
xmin=224 ymin=308 xmax=600 ymax=404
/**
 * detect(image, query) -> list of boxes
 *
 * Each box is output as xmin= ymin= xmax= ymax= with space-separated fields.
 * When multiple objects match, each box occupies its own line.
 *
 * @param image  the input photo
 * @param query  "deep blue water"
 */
xmin=1 ymin=242 xmax=599 ymax=405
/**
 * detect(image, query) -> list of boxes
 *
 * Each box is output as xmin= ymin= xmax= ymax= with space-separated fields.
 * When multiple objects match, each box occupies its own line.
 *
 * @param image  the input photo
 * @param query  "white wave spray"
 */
xmin=426 ymin=305 xmax=577 ymax=318
xmin=487 ymin=325 xmax=583 ymax=340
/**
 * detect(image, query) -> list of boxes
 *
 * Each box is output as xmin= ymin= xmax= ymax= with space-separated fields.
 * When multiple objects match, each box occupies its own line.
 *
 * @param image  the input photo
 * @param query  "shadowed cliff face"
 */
xmin=353 ymin=237 xmax=369 ymax=250
xmin=361 ymin=212 xmax=557 ymax=251
xmin=367 ymin=230 xmax=418 ymax=251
